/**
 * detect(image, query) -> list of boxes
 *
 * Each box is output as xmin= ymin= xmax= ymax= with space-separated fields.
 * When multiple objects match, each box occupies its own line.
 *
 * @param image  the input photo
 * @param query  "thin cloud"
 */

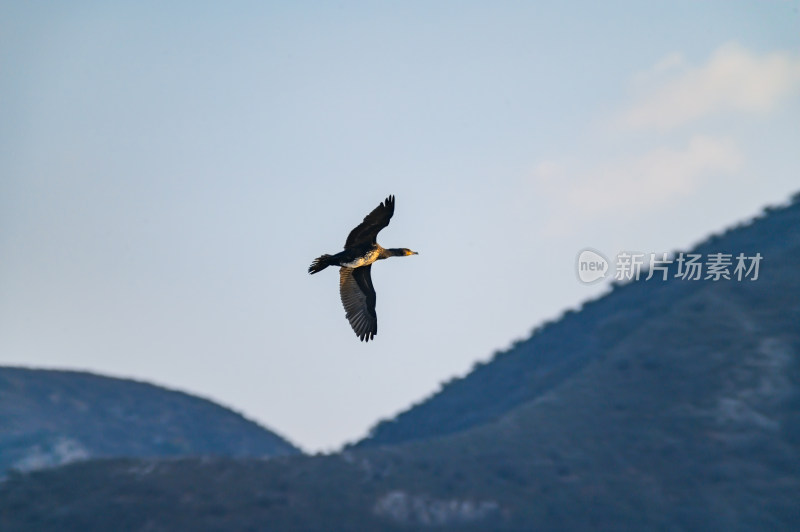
xmin=621 ymin=43 xmax=800 ymax=130
xmin=631 ymin=52 xmax=685 ymax=86
xmin=530 ymin=136 xmax=743 ymax=234
xmin=568 ymin=135 xmax=742 ymax=213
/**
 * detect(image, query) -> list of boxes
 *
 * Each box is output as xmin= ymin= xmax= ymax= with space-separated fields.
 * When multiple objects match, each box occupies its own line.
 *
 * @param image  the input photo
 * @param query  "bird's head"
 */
xmin=384 ymin=248 xmax=419 ymax=258
xmin=388 ymin=248 xmax=418 ymax=257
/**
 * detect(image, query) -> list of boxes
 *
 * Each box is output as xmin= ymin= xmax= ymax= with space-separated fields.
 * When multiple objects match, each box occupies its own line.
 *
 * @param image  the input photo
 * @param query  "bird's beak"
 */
xmin=408 ymin=250 xmax=418 ymax=256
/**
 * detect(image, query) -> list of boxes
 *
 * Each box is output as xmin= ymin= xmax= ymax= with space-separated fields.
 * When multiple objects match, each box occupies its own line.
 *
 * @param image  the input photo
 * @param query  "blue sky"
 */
xmin=2 ymin=2 xmax=799 ymax=451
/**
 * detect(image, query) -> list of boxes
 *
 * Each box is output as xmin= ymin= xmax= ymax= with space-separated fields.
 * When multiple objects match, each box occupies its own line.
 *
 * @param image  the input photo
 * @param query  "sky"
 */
xmin=1 ymin=1 xmax=799 ymax=452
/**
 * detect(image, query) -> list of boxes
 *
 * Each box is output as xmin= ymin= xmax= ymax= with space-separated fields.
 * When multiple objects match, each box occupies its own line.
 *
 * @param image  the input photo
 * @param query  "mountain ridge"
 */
xmin=355 ymin=194 xmax=800 ymax=449
xmin=0 ymin=194 xmax=798 ymax=530
xmin=0 ymin=366 xmax=300 ymax=475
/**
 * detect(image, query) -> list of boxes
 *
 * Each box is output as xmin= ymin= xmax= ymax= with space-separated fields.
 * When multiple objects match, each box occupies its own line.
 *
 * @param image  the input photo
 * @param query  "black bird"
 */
xmin=308 ymin=195 xmax=418 ymax=342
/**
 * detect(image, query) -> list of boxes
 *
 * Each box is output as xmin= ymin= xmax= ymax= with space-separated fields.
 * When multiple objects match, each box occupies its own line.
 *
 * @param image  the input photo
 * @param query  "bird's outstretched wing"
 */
xmin=345 ymin=195 xmax=395 ymax=248
xmin=339 ymin=266 xmax=377 ymax=342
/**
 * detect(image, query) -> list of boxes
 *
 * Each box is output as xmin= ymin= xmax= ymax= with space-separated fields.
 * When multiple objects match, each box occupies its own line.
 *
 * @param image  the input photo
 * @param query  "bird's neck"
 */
xmin=380 ymin=247 xmax=406 ymax=258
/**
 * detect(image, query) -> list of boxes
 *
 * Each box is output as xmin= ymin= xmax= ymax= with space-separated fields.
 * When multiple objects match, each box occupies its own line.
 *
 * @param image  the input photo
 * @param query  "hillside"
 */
xmin=356 ymin=195 xmax=800 ymax=448
xmin=0 ymin=368 xmax=300 ymax=475
xmin=0 ymin=196 xmax=798 ymax=531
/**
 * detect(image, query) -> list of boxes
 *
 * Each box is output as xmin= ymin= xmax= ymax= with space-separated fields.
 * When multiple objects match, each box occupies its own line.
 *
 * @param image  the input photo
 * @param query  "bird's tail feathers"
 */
xmin=308 ymin=254 xmax=334 ymax=274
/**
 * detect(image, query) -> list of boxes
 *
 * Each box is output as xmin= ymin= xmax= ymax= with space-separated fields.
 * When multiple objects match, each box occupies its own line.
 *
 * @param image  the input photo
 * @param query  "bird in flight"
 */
xmin=308 ymin=195 xmax=418 ymax=342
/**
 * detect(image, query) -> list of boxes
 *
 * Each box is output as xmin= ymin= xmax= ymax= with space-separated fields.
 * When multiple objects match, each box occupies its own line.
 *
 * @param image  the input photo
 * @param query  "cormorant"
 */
xmin=308 ymin=195 xmax=417 ymax=342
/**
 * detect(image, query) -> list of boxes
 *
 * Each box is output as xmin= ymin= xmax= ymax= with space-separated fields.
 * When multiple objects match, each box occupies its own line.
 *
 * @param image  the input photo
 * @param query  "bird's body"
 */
xmin=340 ymin=249 xmax=381 ymax=269
xmin=332 ymin=245 xmax=383 ymax=269
xmin=308 ymin=195 xmax=417 ymax=342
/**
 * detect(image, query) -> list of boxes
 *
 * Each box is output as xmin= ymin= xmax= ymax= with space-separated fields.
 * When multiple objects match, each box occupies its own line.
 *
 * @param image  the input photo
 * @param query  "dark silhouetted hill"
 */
xmin=356 ymin=194 xmax=800 ymax=449
xmin=1 ymin=194 xmax=798 ymax=531
xmin=0 ymin=368 xmax=300 ymax=475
